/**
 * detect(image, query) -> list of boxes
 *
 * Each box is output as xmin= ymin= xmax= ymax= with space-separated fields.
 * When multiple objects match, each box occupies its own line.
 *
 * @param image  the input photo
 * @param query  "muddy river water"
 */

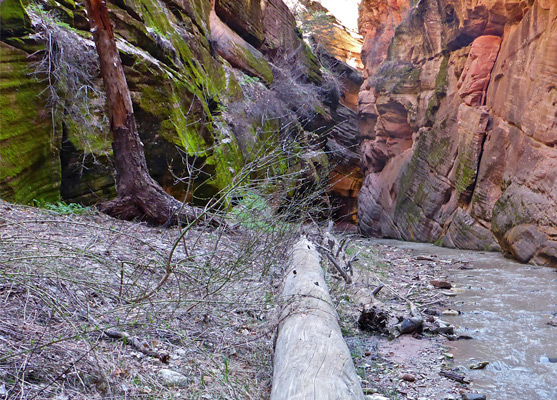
xmin=374 ymin=240 xmax=557 ymax=399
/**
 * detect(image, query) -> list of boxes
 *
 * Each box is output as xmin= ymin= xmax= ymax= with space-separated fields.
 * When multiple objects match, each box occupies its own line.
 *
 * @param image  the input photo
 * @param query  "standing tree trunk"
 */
xmin=84 ymin=0 xmax=202 ymax=225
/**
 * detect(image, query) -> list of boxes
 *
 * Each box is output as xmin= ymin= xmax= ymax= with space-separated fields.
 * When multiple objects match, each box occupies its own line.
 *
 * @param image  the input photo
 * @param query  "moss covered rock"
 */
xmin=0 ymin=42 xmax=61 ymax=204
xmin=0 ymin=0 xmax=31 ymax=36
xmin=1 ymin=0 xmax=334 ymax=209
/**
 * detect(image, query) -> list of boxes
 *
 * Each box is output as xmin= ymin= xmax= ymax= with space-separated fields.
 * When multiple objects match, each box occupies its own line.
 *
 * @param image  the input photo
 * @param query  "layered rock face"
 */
xmin=357 ymin=0 xmax=557 ymax=265
xmin=0 ymin=0 xmax=337 ymax=205
xmin=282 ymin=0 xmax=365 ymax=224
xmin=325 ymin=58 xmax=363 ymax=224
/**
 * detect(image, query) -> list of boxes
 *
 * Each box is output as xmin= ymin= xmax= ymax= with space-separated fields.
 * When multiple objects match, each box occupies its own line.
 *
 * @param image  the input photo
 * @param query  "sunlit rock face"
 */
xmin=358 ymin=0 xmax=411 ymax=78
xmin=283 ymin=0 xmax=365 ymax=224
xmin=284 ymin=0 xmax=364 ymax=70
xmin=357 ymin=0 xmax=557 ymax=266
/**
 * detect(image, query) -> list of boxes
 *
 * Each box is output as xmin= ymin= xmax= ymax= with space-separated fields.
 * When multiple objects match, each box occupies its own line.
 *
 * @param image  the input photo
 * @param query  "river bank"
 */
xmin=1 ymin=201 xmax=555 ymax=399
xmin=340 ymin=237 xmax=557 ymax=400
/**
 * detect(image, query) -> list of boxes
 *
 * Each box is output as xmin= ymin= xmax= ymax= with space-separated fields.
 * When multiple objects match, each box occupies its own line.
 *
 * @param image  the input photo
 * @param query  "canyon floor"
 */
xmin=0 ymin=201 xmax=491 ymax=399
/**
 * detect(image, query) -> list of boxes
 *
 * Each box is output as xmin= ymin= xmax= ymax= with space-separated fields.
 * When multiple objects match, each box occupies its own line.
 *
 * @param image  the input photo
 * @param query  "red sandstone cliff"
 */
xmin=357 ymin=0 xmax=557 ymax=266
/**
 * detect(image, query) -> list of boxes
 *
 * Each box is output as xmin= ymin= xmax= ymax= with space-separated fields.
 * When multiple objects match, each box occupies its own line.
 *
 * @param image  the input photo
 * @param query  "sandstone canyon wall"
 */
xmin=0 ymin=0 xmax=350 ymax=208
xmin=357 ymin=0 xmax=557 ymax=266
xmin=284 ymin=0 xmax=365 ymax=224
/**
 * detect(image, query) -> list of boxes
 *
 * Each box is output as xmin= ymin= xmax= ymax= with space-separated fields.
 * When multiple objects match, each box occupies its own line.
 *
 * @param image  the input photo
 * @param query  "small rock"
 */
xmin=442 ymin=309 xmax=460 ymax=316
xmin=431 ymin=280 xmax=452 ymax=289
xmin=157 ymin=369 xmax=188 ymax=387
xmin=443 ymin=352 xmax=454 ymax=359
xmin=401 ymin=373 xmax=416 ymax=382
xmin=433 ymin=325 xmax=455 ymax=335
xmin=441 ymin=290 xmax=457 ymax=297
xmin=366 ymin=395 xmax=389 ymax=400
xmin=470 ymin=361 xmax=489 ymax=370
xmin=462 ymin=394 xmax=486 ymax=400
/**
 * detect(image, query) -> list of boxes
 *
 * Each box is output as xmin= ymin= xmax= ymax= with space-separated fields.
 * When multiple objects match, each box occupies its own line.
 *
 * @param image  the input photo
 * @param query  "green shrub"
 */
xmin=32 ymin=199 xmax=92 ymax=215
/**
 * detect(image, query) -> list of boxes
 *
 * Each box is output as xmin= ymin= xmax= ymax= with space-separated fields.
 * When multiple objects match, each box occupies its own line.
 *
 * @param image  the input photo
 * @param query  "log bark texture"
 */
xmin=271 ymin=238 xmax=364 ymax=400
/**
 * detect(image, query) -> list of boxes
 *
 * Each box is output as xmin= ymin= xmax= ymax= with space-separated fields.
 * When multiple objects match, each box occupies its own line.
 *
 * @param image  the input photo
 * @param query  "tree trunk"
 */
xmin=271 ymin=237 xmax=364 ymax=400
xmin=84 ymin=0 xmax=202 ymax=225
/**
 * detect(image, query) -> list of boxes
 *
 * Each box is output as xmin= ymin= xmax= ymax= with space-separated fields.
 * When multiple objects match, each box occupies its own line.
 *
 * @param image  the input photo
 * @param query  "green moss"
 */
xmin=112 ymin=0 xmax=242 ymax=192
xmin=122 ymin=0 xmax=228 ymax=103
xmin=455 ymin=159 xmax=477 ymax=194
xmin=440 ymin=115 xmax=449 ymax=130
xmin=0 ymin=44 xmax=61 ymax=203
xmin=300 ymin=40 xmax=322 ymax=84
xmin=0 ymin=0 xmax=31 ymax=36
xmin=435 ymin=57 xmax=449 ymax=92
xmin=233 ymin=44 xmax=273 ymax=84
xmin=414 ymin=181 xmax=427 ymax=203
xmin=1 ymin=0 xmax=312 ymax=206
xmin=64 ymin=117 xmax=111 ymax=155
xmin=400 ymin=200 xmax=422 ymax=240
xmin=427 ymin=136 xmax=451 ymax=168
xmin=56 ymin=0 xmax=76 ymax=10
xmin=426 ymin=56 xmax=449 ymax=121
xmin=373 ymin=62 xmax=420 ymax=94
xmin=208 ymin=127 xmax=245 ymax=191
xmin=44 ymin=0 xmax=75 ymax=24
xmin=3 ymin=35 xmax=45 ymax=54
xmin=394 ymin=127 xmax=452 ymax=237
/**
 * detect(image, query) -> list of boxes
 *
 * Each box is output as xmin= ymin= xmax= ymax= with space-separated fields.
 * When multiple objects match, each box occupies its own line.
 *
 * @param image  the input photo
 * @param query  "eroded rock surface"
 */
xmin=357 ymin=0 xmax=557 ymax=266
xmin=0 ymin=0 xmax=331 ymax=206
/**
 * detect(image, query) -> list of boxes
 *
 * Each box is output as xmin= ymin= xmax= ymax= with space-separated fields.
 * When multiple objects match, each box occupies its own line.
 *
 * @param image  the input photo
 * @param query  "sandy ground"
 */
xmin=0 ymin=201 xmax=472 ymax=399
xmin=329 ymin=237 xmax=467 ymax=400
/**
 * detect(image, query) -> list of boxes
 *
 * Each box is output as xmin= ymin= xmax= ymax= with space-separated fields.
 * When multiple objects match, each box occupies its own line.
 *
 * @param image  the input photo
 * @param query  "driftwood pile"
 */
xmin=318 ymin=229 xmax=425 ymax=339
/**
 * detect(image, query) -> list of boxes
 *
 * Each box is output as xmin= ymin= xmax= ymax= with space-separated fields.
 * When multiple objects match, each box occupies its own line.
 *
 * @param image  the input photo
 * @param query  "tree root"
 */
xmin=99 ymin=190 xmax=224 ymax=228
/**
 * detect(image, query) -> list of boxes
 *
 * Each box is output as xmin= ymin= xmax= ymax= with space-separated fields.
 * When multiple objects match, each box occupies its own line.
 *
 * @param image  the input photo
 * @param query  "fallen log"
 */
xmin=271 ymin=237 xmax=364 ymax=400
